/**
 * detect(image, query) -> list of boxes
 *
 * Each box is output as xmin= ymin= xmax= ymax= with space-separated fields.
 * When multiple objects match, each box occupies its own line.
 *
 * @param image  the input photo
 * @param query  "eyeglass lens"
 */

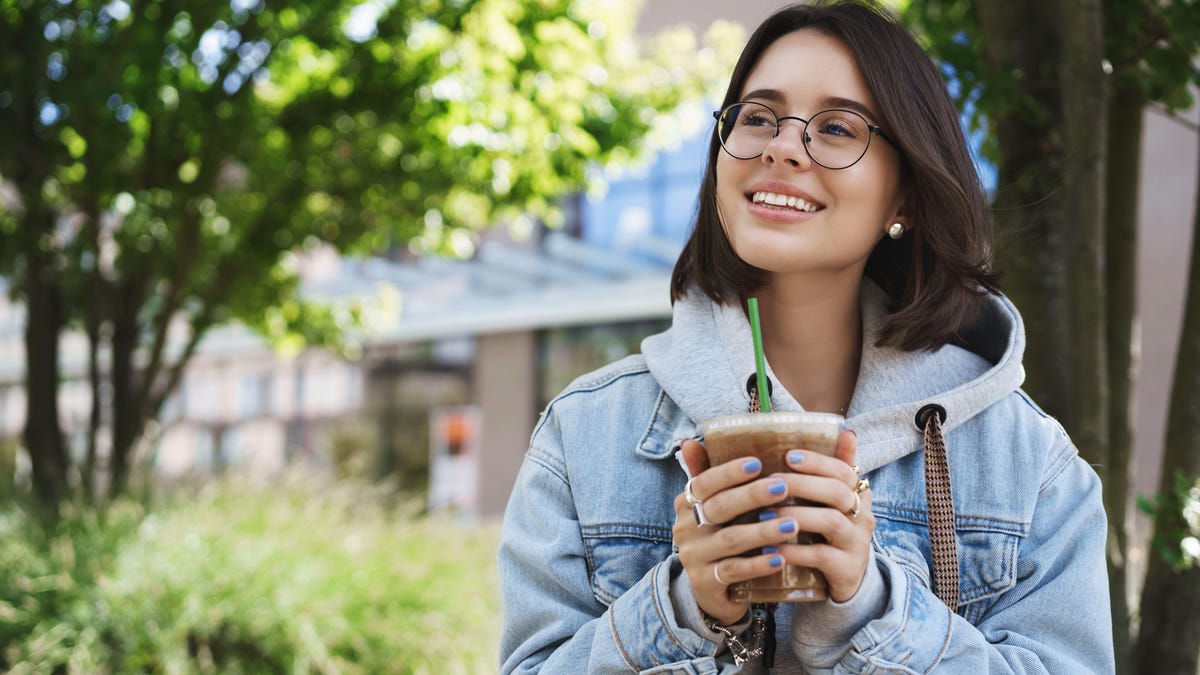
xmin=717 ymin=102 xmax=872 ymax=169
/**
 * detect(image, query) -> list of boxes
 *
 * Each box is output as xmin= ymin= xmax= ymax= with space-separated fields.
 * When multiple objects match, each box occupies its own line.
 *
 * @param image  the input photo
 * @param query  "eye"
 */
xmin=739 ymin=110 xmax=774 ymax=128
xmin=816 ymin=118 xmax=860 ymax=138
xmin=811 ymin=111 xmax=869 ymax=140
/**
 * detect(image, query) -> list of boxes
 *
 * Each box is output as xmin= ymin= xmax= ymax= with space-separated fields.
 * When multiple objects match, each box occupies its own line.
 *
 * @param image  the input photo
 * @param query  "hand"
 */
xmin=774 ymin=429 xmax=874 ymax=602
xmin=672 ymin=440 xmax=802 ymax=625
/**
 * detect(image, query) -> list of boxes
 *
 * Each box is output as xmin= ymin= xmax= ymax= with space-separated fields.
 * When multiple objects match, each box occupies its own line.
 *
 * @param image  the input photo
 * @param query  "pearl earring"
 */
xmin=887 ymin=222 xmax=905 ymax=239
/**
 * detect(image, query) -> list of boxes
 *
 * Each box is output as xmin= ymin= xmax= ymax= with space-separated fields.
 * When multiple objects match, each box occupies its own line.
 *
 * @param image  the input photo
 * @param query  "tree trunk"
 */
xmin=1059 ymin=0 xmax=1110 ymax=466
xmin=1104 ymin=81 xmax=1144 ymax=674
xmin=973 ymin=0 xmax=1073 ymax=426
xmin=108 ymin=293 xmax=141 ymax=499
xmin=1133 ymin=137 xmax=1200 ymax=675
xmin=22 ymin=209 xmax=69 ymax=510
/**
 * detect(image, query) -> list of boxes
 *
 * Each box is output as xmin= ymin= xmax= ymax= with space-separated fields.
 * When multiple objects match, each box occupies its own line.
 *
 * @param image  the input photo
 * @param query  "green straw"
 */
xmin=747 ymin=297 xmax=772 ymax=413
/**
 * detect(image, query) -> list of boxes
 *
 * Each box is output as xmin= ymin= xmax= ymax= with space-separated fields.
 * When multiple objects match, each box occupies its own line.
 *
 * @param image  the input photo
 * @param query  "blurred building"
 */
xmin=0 ymin=2 xmax=1196 ymax=524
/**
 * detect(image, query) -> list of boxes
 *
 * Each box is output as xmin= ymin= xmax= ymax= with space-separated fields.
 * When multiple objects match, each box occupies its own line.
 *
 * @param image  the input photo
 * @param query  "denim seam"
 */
xmin=922 ymin=605 xmax=953 ymax=674
xmin=1037 ymin=441 xmax=1077 ymax=495
xmin=875 ymin=506 xmax=1028 ymax=534
xmin=531 ymin=362 xmax=651 ymax=439
xmin=525 ymin=446 xmax=568 ymax=487
xmin=856 ymin=563 xmax=915 ymax=666
xmin=581 ymin=523 xmax=674 ymax=541
xmin=637 ymin=389 xmax=669 ymax=455
xmin=650 ymin=561 xmax=688 ymax=654
xmin=609 ymin=607 xmax=642 ymax=671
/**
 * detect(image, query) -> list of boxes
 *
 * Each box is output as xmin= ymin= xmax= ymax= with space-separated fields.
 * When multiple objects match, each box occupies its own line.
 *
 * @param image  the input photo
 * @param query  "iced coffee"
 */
xmin=699 ymin=411 xmax=843 ymax=603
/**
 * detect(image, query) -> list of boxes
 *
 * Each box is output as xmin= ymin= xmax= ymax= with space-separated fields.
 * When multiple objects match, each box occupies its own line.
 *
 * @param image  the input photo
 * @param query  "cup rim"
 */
xmin=698 ymin=410 xmax=845 ymax=435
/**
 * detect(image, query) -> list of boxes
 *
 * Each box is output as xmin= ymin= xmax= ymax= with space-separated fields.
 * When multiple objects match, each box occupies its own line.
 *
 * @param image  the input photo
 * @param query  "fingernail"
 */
xmin=762 ymin=545 xmax=780 ymax=554
xmin=742 ymin=458 xmax=762 ymax=473
xmin=778 ymin=519 xmax=796 ymax=534
xmin=768 ymin=480 xmax=786 ymax=496
xmin=769 ymin=555 xmax=784 ymax=567
xmin=787 ymin=450 xmax=803 ymax=464
xmin=758 ymin=511 xmax=777 ymax=522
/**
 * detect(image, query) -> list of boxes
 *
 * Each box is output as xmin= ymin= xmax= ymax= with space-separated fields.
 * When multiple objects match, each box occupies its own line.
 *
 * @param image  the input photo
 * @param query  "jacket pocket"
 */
xmin=581 ymin=523 xmax=674 ymax=606
xmin=874 ymin=509 xmax=1023 ymax=623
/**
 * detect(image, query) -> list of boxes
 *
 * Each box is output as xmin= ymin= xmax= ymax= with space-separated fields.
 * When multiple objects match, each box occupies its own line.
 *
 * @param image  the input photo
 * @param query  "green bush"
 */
xmin=1 ymin=475 xmax=503 ymax=674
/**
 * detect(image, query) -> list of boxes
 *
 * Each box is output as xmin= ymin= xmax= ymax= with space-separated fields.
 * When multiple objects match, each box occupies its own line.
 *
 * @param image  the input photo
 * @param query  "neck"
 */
xmin=751 ymin=276 xmax=863 ymax=415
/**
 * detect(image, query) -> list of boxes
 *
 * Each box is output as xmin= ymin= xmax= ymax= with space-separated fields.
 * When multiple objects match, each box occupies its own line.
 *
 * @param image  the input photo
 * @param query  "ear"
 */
xmin=885 ymin=193 xmax=911 ymax=233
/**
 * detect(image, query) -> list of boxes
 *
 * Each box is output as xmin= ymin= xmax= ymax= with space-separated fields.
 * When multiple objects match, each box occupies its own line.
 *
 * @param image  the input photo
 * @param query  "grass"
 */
xmin=0 ymin=473 xmax=503 ymax=674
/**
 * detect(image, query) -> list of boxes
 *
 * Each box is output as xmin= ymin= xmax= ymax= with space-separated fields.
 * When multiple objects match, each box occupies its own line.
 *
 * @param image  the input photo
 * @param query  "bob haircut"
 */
xmin=670 ymin=0 xmax=999 ymax=352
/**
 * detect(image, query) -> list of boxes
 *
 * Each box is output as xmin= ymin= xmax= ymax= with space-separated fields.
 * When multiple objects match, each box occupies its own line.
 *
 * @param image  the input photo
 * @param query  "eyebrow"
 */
xmin=741 ymin=88 xmax=881 ymax=123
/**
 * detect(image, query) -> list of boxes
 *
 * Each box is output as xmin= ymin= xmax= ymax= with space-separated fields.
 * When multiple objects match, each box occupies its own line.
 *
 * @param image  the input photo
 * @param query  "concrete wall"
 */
xmin=1133 ymin=103 xmax=1199 ymax=522
xmin=475 ymin=330 xmax=539 ymax=516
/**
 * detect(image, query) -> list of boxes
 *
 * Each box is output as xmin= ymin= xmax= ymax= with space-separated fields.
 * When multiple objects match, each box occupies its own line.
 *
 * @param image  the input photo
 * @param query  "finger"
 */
xmin=833 ymin=429 xmax=857 ymax=466
xmin=680 ymin=439 xmax=711 ymax=478
xmin=687 ymin=514 xmax=802 ymax=562
xmin=713 ymin=551 xmax=788 ymax=587
xmin=786 ymin=445 xmax=859 ymax=489
xmin=695 ymin=470 xmax=791 ymax=526
xmin=685 ymin=453 xmax=765 ymax=509
xmin=779 ymin=491 xmax=875 ymax=548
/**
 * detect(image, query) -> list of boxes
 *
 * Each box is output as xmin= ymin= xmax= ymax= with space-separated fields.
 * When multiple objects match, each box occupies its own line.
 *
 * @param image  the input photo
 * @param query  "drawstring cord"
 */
xmin=917 ymin=403 xmax=960 ymax=612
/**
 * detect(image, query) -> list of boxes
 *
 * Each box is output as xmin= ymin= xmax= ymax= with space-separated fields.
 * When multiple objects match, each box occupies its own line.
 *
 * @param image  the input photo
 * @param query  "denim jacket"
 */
xmin=499 ymin=283 xmax=1114 ymax=674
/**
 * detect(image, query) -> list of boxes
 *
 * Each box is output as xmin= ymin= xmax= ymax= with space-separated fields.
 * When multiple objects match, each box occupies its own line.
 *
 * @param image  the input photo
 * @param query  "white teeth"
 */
xmin=751 ymin=191 xmax=820 ymax=212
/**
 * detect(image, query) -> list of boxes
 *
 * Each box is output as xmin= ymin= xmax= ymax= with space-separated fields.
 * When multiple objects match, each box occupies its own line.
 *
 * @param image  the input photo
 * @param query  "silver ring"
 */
xmin=713 ymin=564 xmax=727 ymax=586
xmin=848 ymin=492 xmax=861 ymax=519
xmin=685 ymin=478 xmax=714 ymax=526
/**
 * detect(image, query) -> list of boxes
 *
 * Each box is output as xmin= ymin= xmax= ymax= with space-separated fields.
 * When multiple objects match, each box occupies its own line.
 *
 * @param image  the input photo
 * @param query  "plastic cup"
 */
xmin=699 ymin=411 xmax=844 ymax=603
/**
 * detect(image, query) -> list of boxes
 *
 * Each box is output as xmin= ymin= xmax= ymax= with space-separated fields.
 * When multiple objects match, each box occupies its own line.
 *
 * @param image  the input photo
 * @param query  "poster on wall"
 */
xmin=428 ymin=405 xmax=481 ymax=518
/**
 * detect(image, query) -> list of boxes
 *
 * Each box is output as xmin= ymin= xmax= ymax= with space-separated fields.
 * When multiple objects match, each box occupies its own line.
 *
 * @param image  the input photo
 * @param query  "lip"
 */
xmin=743 ymin=181 xmax=827 ymax=220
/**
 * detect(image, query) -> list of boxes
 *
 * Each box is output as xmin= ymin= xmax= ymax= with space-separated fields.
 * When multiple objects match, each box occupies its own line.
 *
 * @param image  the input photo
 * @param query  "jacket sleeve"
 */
xmin=498 ymin=410 xmax=738 ymax=674
xmin=793 ymin=438 xmax=1115 ymax=674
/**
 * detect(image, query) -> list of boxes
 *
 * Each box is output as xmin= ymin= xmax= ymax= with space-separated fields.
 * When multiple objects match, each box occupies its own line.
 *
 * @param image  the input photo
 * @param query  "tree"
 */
xmin=899 ymin=0 xmax=1200 ymax=671
xmin=0 ymin=0 xmax=741 ymax=510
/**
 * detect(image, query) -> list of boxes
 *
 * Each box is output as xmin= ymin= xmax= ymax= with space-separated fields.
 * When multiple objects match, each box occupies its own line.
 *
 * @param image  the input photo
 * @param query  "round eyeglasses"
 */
xmin=713 ymin=101 xmax=889 ymax=170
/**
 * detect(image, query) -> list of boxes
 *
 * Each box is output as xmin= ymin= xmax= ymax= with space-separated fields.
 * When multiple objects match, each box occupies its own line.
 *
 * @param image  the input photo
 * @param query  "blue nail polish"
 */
xmin=779 ymin=519 xmax=796 ymax=534
xmin=768 ymin=480 xmax=786 ymax=496
xmin=788 ymin=450 xmax=803 ymax=464
xmin=769 ymin=555 xmax=784 ymax=567
xmin=758 ymin=511 xmax=777 ymax=522
xmin=742 ymin=458 xmax=762 ymax=473
xmin=762 ymin=545 xmax=780 ymax=554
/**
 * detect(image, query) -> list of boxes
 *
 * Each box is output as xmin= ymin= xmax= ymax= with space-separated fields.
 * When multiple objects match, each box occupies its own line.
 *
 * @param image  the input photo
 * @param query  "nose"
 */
xmin=762 ymin=120 xmax=813 ymax=169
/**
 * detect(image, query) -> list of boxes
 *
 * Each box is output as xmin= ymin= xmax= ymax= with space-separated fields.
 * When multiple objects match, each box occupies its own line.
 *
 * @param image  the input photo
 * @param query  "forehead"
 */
xmin=739 ymin=29 xmax=879 ymax=115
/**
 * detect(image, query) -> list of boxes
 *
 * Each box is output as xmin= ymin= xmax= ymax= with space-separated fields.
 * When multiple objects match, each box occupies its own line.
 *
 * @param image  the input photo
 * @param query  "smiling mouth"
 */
xmin=748 ymin=191 xmax=824 ymax=212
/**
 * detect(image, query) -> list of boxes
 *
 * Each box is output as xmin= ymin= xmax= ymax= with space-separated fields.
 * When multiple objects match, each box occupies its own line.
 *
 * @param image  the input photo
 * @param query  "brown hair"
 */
xmin=669 ymin=0 xmax=999 ymax=351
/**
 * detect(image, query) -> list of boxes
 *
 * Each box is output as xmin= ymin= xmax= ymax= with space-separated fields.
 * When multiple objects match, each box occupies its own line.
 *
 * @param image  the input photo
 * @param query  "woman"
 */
xmin=498 ymin=1 xmax=1114 ymax=672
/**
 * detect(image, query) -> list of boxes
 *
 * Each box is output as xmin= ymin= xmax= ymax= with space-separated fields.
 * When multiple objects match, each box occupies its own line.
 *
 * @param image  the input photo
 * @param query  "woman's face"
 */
xmin=716 ymin=29 xmax=905 ymax=285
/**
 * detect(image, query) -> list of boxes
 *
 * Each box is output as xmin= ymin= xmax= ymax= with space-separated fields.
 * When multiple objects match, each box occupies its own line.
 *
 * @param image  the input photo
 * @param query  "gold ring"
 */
xmin=848 ymin=492 xmax=861 ymax=519
xmin=850 ymin=464 xmax=861 ymax=477
xmin=854 ymin=477 xmax=870 ymax=494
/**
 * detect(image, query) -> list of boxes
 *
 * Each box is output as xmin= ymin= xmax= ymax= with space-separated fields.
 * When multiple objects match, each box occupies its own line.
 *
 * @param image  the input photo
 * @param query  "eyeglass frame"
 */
xmin=712 ymin=101 xmax=894 ymax=170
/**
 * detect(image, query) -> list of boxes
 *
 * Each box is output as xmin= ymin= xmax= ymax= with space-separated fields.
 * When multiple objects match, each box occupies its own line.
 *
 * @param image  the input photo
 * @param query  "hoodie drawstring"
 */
xmin=916 ymin=403 xmax=960 ymax=612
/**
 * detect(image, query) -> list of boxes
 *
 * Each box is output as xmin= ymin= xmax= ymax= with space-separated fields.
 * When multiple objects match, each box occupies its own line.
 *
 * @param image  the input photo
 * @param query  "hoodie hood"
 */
xmin=641 ymin=281 xmax=1026 ymax=473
